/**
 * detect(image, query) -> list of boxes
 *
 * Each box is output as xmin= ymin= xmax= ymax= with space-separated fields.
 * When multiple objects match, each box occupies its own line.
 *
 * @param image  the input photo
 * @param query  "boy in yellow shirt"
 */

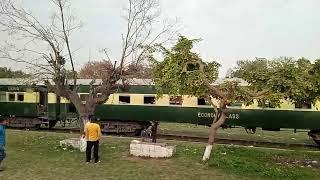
xmin=84 ymin=115 xmax=101 ymax=163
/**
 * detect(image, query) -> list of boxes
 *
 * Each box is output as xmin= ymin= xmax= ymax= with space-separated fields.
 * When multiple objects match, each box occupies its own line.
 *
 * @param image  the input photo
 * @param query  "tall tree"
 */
xmin=152 ymin=36 xmax=268 ymax=161
xmin=0 ymin=0 xmax=176 ymax=133
xmin=232 ymin=57 xmax=316 ymax=108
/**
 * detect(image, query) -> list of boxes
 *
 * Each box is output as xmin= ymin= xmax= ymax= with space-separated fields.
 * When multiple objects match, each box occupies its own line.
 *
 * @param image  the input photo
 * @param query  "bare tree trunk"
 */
xmin=79 ymin=114 xmax=88 ymax=134
xmin=202 ymin=112 xmax=227 ymax=161
xmin=78 ymin=104 xmax=96 ymax=134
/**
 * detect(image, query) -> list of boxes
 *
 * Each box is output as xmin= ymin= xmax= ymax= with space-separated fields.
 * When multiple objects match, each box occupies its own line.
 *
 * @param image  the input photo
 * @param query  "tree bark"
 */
xmin=78 ymin=103 xmax=96 ymax=134
xmin=202 ymin=111 xmax=227 ymax=161
xmin=79 ymin=114 xmax=89 ymax=135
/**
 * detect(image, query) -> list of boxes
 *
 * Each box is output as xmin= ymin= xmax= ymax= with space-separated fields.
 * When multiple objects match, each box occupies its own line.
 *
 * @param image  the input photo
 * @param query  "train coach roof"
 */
xmin=0 ymin=78 xmax=154 ymax=86
xmin=0 ymin=78 xmax=248 ymax=86
xmin=0 ymin=78 xmax=37 ymax=85
xmin=62 ymin=78 xmax=248 ymax=86
xmin=61 ymin=78 xmax=154 ymax=85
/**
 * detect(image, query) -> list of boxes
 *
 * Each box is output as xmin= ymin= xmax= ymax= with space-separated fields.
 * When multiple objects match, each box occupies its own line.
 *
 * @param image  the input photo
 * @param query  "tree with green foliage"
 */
xmin=152 ymin=36 xmax=267 ymax=161
xmin=0 ymin=67 xmax=30 ymax=78
xmin=232 ymin=57 xmax=317 ymax=108
xmin=309 ymin=59 xmax=320 ymax=90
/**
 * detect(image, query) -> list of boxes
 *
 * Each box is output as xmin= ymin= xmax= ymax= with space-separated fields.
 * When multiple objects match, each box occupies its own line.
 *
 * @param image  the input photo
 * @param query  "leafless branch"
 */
xmin=56 ymin=0 xmax=76 ymax=86
xmin=102 ymin=48 xmax=112 ymax=61
xmin=118 ymin=0 xmax=178 ymax=77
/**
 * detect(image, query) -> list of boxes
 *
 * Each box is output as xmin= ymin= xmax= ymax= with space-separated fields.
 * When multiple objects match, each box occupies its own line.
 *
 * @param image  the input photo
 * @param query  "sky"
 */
xmin=0 ymin=0 xmax=320 ymax=77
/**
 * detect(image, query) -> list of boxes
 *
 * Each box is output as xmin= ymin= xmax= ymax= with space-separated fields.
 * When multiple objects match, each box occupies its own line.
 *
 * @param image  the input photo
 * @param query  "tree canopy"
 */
xmin=0 ymin=67 xmax=30 ymax=78
xmin=79 ymin=60 xmax=153 ymax=79
xmin=232 ymin=57 xmax=318 ymax=108
xmin=153 ymin=36 xmax=220 ymax=98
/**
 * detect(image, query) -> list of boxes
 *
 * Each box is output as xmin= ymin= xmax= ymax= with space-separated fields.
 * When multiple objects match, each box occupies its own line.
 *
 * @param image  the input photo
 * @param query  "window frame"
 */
xmin=79 ymin=93 xmax=89 ymax=103
xmin=17 ymin=93 xmax=24 ymax=102
xmin=0 ymin=92 xmax=7 ymax=102
xmin=8 ymin=93 xmax=16 ymax=102
xmin=169 ymin=95 xmax=182 ymax=105
xmin=119 ymin=95 xmax=131 ymax=104
xmin=197 ymin=98 xmax=210 ymax=106
xmin=144 ymin=95 xmax=156 ymax=105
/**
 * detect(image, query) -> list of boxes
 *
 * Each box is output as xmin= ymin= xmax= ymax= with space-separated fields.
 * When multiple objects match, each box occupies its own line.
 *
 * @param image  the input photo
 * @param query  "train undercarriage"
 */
xmin=6 ymin=116 xmax=42 ymax=128
xmin=6 ymin=116 xmax=58 ymax=129
xmin=308 ymin=130 xmax=320 ymax=145
xmin=99 ymin=120 xmax=151 ymax=136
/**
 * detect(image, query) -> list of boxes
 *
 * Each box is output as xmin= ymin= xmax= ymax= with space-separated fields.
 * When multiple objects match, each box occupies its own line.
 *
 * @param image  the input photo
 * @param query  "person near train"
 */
xmin=0 ymin=117 xmax=6 ymax=171
xmin=84 ymin=115 xmax=101 ymax=164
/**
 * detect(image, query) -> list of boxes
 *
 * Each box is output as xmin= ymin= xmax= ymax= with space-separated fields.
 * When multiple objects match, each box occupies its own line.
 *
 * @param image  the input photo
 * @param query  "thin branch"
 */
xmin=57 ymin=0 xmax=76 ymax=86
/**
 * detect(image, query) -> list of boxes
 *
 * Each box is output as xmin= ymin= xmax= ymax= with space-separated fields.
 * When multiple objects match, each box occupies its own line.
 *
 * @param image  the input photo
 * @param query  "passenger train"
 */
xmin=0 ymin=78 xmax=319 ymax=145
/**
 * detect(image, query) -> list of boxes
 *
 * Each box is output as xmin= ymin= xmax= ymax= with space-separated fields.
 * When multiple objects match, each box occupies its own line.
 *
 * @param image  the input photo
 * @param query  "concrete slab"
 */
xmin=130 ymin=140 xmax=176 ymax=158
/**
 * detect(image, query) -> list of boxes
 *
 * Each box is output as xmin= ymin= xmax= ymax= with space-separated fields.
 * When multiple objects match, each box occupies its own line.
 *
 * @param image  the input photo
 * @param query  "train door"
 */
xmin=39 ymin=88 xmax=48 ymax=113
xmin=36 ymin=88 xmax=49 ymax=128
xmin=295 ymin=101 xmax=312 ymax=109
xmin=68 ymin=102 xmax=77 ymax=113
xmin=56 ymin=95 xmax=61 ymax=121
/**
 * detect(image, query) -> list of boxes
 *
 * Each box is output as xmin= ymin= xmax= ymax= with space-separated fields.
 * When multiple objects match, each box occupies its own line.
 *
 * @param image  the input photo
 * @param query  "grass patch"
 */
xmin=56 ymin=121 xmax=315 ymax=145
xmin=174 ymin=141 xmax=320 ymax=179
xmin=159 ymin=122 xmax=315 ymax=145
xmin=207 ymin=145 xmax=320 ymax=179
xmin=1 ymin=130 xmax=320 ymax=180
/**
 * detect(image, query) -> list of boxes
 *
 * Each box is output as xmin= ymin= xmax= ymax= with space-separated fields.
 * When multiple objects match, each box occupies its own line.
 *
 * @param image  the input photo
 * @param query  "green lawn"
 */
xmin=57 ymin=121 xmax=316 ymax=145
xmin=0 ymin=130 xmax=320 ymax=180
xmin=159 ymin=122 xmax=315 ymax=145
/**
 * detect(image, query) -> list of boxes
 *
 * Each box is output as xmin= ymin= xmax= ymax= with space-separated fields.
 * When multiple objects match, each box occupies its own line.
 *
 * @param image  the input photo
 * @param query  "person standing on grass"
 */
xmin=0 ymin=118 xmax=6 ymax=171
xmin=84 ymin=115 xmax=101 ymax=164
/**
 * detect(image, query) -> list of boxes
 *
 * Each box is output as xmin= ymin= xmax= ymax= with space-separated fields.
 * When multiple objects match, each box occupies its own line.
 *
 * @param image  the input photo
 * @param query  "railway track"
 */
xmin=157 ymin=134 xmax=320 ymax=150
xmin=11 ymin=127 xmax=320 ymax=150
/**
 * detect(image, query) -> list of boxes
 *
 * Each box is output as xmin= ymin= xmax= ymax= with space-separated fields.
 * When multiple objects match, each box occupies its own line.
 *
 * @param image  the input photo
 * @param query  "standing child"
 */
xmin=0 ymin=118 xmax=6 ymax=171
xmin=84 ymin=115 xmax=101 ymax=163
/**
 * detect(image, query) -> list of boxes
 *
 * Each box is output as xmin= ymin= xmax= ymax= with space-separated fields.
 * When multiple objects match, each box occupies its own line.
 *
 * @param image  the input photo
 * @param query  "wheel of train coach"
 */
xmin=35 ymin=123 xmax=41 ymax=129
xmin=48 ymin=120 xmax=58 ymax=129
xmin=6 ymin=117 xmax=42 ymax=129
xmin=308 ymin=129 xmax=320 ymax=146
xmin=99 ymin=120 xmax=151 ymax=136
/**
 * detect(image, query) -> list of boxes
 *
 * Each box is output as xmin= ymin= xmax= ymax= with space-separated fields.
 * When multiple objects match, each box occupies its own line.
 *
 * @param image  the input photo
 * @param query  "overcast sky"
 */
xmin=1 ymin=0 xmax=320 ymax=77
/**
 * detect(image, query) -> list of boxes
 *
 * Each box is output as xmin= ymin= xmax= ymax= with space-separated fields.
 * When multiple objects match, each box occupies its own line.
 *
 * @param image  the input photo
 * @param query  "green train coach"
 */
xmin=0 ymin=78 xmax=320 ymax=145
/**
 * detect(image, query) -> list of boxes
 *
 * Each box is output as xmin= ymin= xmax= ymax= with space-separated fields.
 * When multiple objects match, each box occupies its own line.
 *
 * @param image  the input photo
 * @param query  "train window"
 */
xmin=39 ymin=91 xmax=48 ymax=105
xmin=119 ymin=95 xmax=130 ymax=104
xmin=8 ymin=93 xmax=15 ymax=101
xmin=169 ymin=96 xmax=182 ymax=105
xmin=258 ymin=100 xmax=275 ymax=108
xmin=68 ymin=103 xmax=77 ymax=113
xmin=265 ymin=102 xmax=275 ymax=108
xmin=295 ymin=102 xmax=311 ymax=109
xmin=17 ymin=94 xmax=24 ymax=101
xmin=144 ymin=96 xmax=155 ymax=104
xmin=0 ymin=92 xmax=6 ymax=101
xmin=197 ymin=98 xmax=210 ymax=105
xmin=79 ymin=94 xmax=89 ymax=102
xmin=229 ymin=101 xmax=242 ymax=107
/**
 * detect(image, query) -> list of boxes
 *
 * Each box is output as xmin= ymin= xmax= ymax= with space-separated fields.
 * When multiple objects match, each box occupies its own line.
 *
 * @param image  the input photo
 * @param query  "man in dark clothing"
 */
xmin=0 ymin=118 xmax=6 ymax=171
